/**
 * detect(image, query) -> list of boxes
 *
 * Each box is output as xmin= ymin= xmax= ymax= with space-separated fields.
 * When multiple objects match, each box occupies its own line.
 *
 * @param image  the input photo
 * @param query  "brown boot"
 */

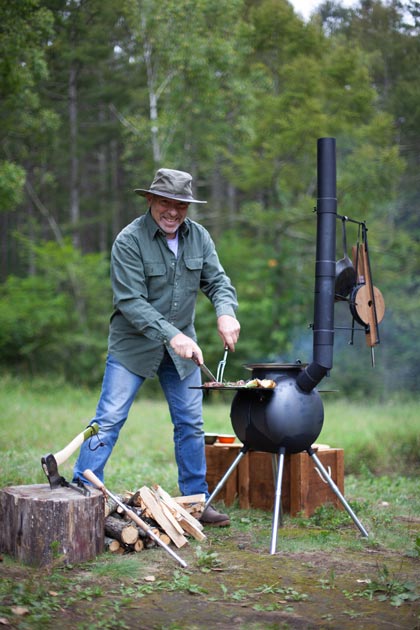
xmin=198 ymin=504 xmax=230 ymax=527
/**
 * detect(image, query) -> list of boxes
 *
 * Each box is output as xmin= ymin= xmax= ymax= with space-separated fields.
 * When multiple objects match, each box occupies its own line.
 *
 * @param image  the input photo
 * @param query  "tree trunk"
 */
xmin=0 ymin=484 xmax=104 ymax=567
xmin=69 ymin=64 xmax=80 ymax=249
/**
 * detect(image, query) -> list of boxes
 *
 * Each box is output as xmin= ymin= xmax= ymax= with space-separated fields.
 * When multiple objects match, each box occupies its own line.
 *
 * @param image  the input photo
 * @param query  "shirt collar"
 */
xmin=145 ymin=209 xmax=190 ymax=239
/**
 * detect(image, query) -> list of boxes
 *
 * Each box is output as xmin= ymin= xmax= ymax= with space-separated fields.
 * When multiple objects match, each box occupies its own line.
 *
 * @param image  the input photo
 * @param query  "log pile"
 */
xmin=103 ymin=484 xmax=206 ymax=555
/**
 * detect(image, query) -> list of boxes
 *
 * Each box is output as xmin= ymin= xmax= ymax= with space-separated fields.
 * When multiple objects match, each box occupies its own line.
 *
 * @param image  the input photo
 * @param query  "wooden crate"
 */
xmin=205 ymin=444 xmax=344 ymax=517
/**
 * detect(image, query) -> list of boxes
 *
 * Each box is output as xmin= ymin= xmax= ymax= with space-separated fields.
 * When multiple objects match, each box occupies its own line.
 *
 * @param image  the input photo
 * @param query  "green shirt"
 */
xmin=108 ymin=210 xmax=238 ymax=379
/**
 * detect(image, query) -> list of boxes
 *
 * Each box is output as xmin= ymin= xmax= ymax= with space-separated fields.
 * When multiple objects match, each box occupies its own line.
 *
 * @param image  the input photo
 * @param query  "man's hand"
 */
xmin=170 ymin=332 xmax=203 ymax=364
xmin=217 ymin=315 xmax=241 ymax=351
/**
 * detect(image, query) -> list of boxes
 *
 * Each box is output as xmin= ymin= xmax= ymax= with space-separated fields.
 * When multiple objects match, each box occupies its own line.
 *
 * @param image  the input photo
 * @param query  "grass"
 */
xmin=0 ymin=373 xmax=419 ymax=552
xmin=0 ymin=375 xmax=418 ymax=491
xmin=0 ymin=376 xmax=419 ymax=628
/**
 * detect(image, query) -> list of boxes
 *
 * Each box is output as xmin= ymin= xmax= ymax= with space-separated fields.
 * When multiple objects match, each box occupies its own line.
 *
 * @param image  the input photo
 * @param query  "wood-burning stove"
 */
xmin=204 ymin=138 xmax=368 ymax=553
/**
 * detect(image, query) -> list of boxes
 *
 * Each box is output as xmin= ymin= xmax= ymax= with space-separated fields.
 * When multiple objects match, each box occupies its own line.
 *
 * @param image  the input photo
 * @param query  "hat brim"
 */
xmin=134 ymin=188 xmax=207 ymax=204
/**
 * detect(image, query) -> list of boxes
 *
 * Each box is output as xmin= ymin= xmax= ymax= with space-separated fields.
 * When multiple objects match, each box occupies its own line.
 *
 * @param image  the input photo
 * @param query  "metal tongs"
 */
xmin=216 ymin=346 xmax=229 ymax=383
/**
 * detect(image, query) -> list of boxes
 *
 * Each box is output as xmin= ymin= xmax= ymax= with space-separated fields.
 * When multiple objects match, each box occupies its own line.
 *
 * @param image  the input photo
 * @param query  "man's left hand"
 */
xmin=217 ymin=315 xmax=241 ymax=351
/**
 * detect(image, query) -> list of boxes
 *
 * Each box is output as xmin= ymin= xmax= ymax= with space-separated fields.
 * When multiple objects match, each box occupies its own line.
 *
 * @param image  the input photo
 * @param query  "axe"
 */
xmin=41 ymin=423 xmax=100 ymax=494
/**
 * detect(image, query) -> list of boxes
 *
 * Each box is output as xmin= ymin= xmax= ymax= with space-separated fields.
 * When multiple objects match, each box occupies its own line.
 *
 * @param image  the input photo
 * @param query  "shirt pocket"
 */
xmin=144 ymin=262 xmax=167 ymax=295
xmin=184 ymin=256 xmax=203 ymax=291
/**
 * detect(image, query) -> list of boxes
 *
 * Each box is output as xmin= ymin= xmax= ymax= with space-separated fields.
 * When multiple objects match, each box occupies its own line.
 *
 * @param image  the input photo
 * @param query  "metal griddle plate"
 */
xmin=189 ymin=385 xmax=276 ymax=391
xmin=190 ymin=386 xmax=337 ymax=392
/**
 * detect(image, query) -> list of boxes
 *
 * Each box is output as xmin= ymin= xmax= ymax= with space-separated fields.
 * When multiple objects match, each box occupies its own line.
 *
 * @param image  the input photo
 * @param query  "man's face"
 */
xmin=147 ymin=194 xmax=189 ymax=238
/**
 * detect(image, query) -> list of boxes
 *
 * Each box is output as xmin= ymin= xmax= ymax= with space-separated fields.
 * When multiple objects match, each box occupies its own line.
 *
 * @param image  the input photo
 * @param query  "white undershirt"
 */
xmin=166 ymin=232 xmax=179 ymax=257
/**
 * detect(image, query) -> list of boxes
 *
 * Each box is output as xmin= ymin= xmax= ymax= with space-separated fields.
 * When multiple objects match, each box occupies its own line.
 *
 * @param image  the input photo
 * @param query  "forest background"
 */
xmin=1 ymin=0 xmax=419 ymax=400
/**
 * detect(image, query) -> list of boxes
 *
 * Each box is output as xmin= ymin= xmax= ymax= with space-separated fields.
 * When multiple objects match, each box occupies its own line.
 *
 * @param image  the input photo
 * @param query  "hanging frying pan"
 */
xmin=335 ymin=217 xmax=357 ymax=300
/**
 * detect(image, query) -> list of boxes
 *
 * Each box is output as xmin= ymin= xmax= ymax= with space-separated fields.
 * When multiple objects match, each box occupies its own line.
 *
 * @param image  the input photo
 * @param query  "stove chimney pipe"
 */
xmin=296 ymin=137 xmax=337 ymax=393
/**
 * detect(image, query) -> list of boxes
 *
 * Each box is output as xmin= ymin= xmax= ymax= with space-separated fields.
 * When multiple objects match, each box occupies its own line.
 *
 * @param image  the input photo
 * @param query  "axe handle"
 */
xmin=83 ymin=469 xmax=188 ymax=568
xmin=54 ymin=423 xmax=99 ymax=467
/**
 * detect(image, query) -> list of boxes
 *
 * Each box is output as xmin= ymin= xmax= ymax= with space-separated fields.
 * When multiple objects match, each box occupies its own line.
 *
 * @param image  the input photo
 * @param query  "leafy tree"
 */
xmin=0 ymin=0 xmax=56 ymax=194
xmin=0 ymin=0 xmax=59 ymax=277
xmin=121 ymin=0 xmax=250 ymax=214
xmin=0 ymin=0 xmax=418 ymax=395
xmin=0 ymin=240 xmax=110 ymax=384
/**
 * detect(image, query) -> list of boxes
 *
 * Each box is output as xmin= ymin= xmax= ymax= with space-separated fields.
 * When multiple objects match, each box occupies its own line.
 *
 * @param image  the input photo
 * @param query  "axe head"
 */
xmin=41 ymin=453 xmax=67 ymax=489
xmin=41 ymin=453 xmax=90 ymax=495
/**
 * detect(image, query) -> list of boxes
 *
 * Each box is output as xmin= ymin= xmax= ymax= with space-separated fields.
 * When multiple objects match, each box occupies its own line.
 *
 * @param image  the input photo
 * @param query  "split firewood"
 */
xmin=153 ymin=485 xmax=206 ymax=541
xmin=104 ymin=515 xmax=139 ymax=546
xmin=129 ymin=495 xmax=152 ymax=518
xmin=176 ymin=516 xmax=206 ymax=540
xmin=126 ymin=490 xmax=142 ymax=507
xmin=151 ymin=492 xmax=186 ymax=536
xmin=121 ymin=490 xmax=134 ymax=503
xmin=102 ymin=484 xmax=209 ymax=554
xmin=173 ymin=494 xmax=206 ymax=515
xmin=138 ymin=487 xmax=188 ymax=549
xmin=149 ymin=489 xmax=189 ymax=539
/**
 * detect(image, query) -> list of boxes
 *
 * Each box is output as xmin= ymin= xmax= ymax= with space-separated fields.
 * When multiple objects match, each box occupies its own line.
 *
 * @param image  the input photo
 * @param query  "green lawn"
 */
xmin=0 ymin=375 xmax=418 ymax=493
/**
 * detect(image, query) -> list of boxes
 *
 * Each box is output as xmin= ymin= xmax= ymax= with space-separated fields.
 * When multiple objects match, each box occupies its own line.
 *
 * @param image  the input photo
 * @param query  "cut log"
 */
xmin=105 ymin=496 xmax=120 ymax=518
xmin=104 ymin=536 xmax=122 ymax=553
xmin=0 ymin=484 xmax=104 ymax=567
xmin=138 ymin=487 xmax=188 ymax=548
xmin=159 ymin=533 xmax=171 ymax=546
xmin=104 ymin=515 xmax=139 ymax=545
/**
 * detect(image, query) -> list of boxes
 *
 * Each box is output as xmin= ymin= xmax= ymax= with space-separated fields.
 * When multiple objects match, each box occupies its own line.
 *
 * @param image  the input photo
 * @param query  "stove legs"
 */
xmin=270 ymin=446 xmax=286 ymax=554
xmin=205 ymin=443 xmax=368 ymax=555
xmin=307 ymin=447 xmax=369 ymax=538
xmin=270 ymin=446 xmax=368 ymax=553
xmin=204 ymin=446 xmax=248 ymax=509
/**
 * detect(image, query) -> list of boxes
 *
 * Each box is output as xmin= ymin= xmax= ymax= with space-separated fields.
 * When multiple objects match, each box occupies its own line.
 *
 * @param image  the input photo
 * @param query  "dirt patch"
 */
xmin=1 ymin=526 xmax=419 ymax=629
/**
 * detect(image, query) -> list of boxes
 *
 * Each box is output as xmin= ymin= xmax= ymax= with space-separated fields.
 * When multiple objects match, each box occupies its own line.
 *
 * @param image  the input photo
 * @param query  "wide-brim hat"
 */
xmin=134 ymin=168 xmax=207 ymax=204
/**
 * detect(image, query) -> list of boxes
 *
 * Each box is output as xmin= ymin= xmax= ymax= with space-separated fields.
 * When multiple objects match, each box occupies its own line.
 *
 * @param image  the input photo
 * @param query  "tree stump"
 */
xmin=0 ymin=484 xmax=104 ymax=567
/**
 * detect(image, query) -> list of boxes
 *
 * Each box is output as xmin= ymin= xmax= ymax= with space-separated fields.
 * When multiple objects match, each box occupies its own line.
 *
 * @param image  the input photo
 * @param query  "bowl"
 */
xmin=204 ymin=433 xmax=218 ymax=445
xmin=217 ymin=434 xmax=236 ymax=444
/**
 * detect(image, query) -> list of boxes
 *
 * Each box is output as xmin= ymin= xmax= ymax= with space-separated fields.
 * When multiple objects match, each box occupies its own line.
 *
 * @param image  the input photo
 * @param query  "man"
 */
xmin=73 ymin=168 xmax=240 ymax=526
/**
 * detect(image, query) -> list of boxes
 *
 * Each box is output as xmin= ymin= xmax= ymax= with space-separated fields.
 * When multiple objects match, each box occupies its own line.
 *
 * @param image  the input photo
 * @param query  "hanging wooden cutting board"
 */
xmin=351 ymin=244 xmax=385 ymax=347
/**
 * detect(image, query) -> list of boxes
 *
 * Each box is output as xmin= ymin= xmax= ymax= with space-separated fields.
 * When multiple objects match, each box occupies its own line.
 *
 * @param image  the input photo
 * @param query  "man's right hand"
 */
xmin=170 ymin=333 xmax=203 ymax=364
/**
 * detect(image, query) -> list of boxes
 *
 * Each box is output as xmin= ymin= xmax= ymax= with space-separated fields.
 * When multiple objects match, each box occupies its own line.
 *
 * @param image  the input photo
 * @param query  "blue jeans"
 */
xmin=73 ymin=353 xmax=208 ymax=497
